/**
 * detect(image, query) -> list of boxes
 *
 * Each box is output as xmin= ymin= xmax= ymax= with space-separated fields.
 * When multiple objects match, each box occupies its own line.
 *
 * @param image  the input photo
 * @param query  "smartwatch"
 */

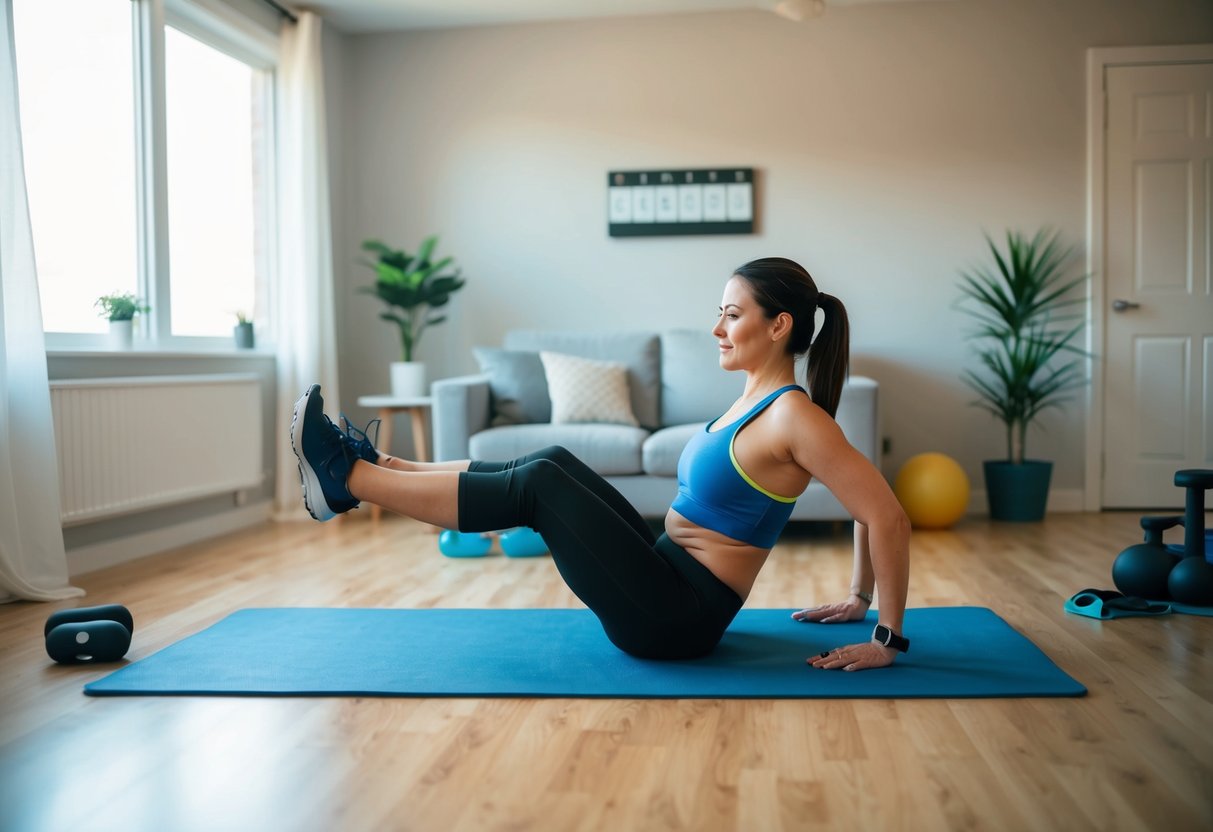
xmin=872 ymin=624 xmax=910 ymax=653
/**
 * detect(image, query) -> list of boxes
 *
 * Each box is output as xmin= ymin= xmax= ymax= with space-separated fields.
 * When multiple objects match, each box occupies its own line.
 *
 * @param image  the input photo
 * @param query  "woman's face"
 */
xmin=713 ymin=276 xmax=782 ymax=372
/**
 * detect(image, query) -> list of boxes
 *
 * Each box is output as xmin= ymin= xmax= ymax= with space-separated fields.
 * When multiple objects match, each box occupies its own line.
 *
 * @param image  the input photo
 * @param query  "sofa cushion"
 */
xmin=540 ymin=351 xmax=639 ymax=427
xmin=642 ymin=423 xmax=704 ymax=477
xmin=472 ymin=347 xmax=551 ymax=426
xmin=505 ymin=330 xmax=661 ymax=429
xmin=468 ymin=424 xmax=649 ymax=475
xmin=660 ymin=329 xmax=745 ymax=426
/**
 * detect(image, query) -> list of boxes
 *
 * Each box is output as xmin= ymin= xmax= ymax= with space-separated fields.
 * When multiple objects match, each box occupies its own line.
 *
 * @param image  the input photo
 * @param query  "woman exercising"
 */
xmin=291 ymin=257 xmax=911 ymax=670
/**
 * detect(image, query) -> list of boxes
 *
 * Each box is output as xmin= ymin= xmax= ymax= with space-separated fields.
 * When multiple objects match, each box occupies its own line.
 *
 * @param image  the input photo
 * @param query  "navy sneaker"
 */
xmin=339 ymin=414 xmax=381 ymax=465
xmin=290 ymin=384 xmax=359 ymax=521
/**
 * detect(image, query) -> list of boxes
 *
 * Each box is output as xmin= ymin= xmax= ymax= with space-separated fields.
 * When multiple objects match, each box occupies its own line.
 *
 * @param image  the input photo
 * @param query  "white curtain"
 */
xmin=0 ymin=0 xmax=83 ymax=602
xmin=273 ymin=11 xmax=341 ymax=518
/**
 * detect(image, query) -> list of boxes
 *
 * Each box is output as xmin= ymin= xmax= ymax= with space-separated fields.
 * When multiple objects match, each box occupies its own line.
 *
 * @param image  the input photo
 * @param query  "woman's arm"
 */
xmin=851 ymin=522 xmax=874 ymax=604
xmin=791 ymin=522 xmax=875 ymax=623
xmin=781 ymin=399 xmax=911 ymax=667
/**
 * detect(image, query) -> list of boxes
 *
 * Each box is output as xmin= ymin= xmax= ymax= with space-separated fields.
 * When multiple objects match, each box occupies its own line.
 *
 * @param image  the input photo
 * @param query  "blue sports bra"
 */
xmin=670 ymin=385 xmax=807 ymax=548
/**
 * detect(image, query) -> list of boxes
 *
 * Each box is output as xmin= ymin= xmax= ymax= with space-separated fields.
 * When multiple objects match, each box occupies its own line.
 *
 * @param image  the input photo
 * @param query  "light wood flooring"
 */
xmin=0 ymin=511 xmax=1210 ymax=832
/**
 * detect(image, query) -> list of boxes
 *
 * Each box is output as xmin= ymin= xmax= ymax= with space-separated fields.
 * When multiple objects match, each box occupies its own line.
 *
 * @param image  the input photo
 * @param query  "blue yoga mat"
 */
xmin=84 ymin=607 xmax=1085 ymax=699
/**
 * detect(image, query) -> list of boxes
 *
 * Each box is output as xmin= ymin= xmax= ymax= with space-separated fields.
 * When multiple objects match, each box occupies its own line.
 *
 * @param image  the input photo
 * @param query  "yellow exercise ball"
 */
xmin=894 ymin=452 xmax=970 ymax=530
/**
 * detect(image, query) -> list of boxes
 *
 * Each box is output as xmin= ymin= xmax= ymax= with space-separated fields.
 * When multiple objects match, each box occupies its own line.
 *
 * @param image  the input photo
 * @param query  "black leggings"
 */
xmin=458 ymin=445 xmax=743 ymax=659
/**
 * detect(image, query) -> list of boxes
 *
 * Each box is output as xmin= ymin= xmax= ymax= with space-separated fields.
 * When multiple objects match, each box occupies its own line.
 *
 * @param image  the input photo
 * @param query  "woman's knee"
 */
xmin=516 ymin=457 xmax=569 ymax=491
xmin=534 ymin=445 xmax=575 ymax=465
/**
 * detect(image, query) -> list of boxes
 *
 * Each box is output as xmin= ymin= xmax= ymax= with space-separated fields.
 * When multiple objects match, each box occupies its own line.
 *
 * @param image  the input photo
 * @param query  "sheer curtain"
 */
xmin=0 ymin=0 xmax=83 ymax=602
xmin=273 ymin=10 xmax=341 ymax=518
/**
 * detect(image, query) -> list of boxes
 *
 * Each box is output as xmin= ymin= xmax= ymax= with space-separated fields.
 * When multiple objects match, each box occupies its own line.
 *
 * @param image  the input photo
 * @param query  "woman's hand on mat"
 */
xmin=806 ymin=641 xmax=897 ymax=671
xmin=791 ymin=597 xmax=869 ymax=624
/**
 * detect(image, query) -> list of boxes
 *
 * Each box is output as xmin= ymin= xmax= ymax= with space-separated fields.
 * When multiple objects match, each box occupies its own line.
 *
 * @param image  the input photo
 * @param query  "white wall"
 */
xmin=330 ymin=0 xmax=1213 ymax=495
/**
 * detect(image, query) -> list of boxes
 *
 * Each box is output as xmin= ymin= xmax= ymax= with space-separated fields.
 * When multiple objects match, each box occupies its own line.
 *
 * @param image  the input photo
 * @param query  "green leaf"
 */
xmin=414 ymin=235 xmax=438 ymax=269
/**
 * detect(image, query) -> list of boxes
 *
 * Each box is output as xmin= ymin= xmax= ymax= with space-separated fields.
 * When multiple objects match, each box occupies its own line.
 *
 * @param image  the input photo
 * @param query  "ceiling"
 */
xmin=297 ymin=0 xmax=932 ymax=34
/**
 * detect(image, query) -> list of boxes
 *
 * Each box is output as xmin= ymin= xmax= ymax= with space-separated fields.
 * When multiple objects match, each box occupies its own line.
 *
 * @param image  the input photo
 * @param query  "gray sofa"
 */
xmin=432 ymin=330 xmax=879 ymax=521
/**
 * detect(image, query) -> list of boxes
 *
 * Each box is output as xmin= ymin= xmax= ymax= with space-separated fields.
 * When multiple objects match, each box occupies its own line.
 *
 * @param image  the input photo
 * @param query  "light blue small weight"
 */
xmin=499 ymin=527 xmax=548 ymax=558
xmin=438 ymin=530 xmax=492 ymax=558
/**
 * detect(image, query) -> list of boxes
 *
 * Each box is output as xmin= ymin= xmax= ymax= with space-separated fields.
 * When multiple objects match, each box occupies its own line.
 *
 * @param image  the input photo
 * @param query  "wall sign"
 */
xmin=608 ymin=168 xmax=755 ymax=237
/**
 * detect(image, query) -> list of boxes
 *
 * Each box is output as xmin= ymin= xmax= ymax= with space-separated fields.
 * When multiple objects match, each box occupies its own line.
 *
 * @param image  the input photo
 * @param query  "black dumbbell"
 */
xmin=45 ymin=604 xmax=133 ymax=664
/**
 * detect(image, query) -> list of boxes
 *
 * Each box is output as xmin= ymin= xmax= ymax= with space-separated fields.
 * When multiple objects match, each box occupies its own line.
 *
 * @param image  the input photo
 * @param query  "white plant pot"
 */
xmin=390 ymin=361 xmax=427 ymax=398
xmin=109 ymin=319 xmax=133 ymax=350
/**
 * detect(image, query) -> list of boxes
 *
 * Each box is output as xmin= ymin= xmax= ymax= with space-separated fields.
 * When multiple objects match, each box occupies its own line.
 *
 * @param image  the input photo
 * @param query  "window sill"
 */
xmin=47 ymin=345 xmax=276 ymax=359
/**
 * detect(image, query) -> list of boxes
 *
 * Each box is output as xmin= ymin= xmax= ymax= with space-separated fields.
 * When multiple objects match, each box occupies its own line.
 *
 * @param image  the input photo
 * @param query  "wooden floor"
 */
xmin=1 ymin=511 xmax=1210 ymax=832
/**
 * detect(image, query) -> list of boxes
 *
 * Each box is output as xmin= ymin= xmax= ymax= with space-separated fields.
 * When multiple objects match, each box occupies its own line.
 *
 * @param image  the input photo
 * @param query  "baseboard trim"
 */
xmin=66 ymin=501 xmax=273 ymax=577
xmin=968 ymin=488 xmax=1085 ymax=516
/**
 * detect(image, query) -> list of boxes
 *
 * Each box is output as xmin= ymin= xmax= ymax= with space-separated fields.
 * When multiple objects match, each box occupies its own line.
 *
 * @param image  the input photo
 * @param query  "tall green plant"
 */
xmin=957 ymin=229 xmax=1088 ymax=464
xmin=359 ymin=235 xmax=465 ymax=362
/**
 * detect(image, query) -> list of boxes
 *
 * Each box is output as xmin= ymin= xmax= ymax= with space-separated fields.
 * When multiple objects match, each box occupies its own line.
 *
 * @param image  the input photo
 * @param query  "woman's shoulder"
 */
xmin=767 ymin=387 xmax=843 ymax=444
xmin=770 ymin=386 xmax=825 ymax=420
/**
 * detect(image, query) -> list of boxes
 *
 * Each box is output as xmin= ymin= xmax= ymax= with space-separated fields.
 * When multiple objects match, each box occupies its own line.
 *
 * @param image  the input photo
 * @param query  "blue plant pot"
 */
xmin=983 ymin=460 xmax=1052 ymax=522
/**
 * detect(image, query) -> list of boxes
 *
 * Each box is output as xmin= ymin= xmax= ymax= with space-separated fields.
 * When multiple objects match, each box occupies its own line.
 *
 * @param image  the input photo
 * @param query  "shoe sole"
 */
xmin=290 ymin=385 xmax=337 ymax=522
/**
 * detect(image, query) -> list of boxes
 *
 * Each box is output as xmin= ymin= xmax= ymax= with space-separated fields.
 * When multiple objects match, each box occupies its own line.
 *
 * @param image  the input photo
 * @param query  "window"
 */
xmin=13 ymin=0 xmax=277 ymax=347
xmin=14 ymin=0 xmax=138 ymax=335
xmin=165 ymin=26 xmax=269 ymax=337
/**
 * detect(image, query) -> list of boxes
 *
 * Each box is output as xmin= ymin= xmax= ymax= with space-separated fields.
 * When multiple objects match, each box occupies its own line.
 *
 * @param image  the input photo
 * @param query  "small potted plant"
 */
xmin=233 ymin=311 xmax=254 ymax=349
xmin=359 ymin=235 xmax=466 ymax=397
xmin=957 ymin=228 xmax=1088 ymax=521
xmin=95 ymin=292 xmax=149 ymax=349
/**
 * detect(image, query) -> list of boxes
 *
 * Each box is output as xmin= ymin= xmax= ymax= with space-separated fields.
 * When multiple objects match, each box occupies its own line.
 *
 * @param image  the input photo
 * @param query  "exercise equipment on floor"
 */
xmin=438 ymin=527 xmax=549 ymax=558
xmin=1064 ymin=588 xmax=1171 ymax=619
xmin=892 ymin=452 xmax=970 ymax=530
xmin=45 ymin=603 xmax=133 ymax=664
xmin=1111 ymin=469 xmax=1213 ymax=606
xmin=437 ymin=530 xmax=493 ymax=558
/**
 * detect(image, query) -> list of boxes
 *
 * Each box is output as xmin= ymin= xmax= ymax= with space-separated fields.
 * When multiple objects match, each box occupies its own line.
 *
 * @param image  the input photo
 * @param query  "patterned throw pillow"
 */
xmin=539 ymin=351 xmax=639 ymax=426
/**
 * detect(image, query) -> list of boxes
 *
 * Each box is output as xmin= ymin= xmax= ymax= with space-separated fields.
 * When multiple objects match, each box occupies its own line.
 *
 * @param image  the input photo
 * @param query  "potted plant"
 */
xmin=95 ymin=292 xmax=149 ymax=349
xmin=957 ymin=228 xmax=1087 ymax=521
xmin=233 ymin=311 xmax=255 ymax=349
xmin=359 ymin=235 xmax=465 ymax=397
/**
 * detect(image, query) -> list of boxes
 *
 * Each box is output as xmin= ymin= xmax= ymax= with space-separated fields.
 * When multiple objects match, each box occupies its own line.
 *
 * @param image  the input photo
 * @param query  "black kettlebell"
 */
xmin=1112 ymin=516 xmax=1180 ymax=600
xmin=45 ymin=603 xmax=133 ymax=664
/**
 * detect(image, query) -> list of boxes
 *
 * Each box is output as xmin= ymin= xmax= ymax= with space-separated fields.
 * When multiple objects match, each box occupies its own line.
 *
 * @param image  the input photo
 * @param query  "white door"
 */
xmin=1103 ymin=61 xmax=1213 ymax=508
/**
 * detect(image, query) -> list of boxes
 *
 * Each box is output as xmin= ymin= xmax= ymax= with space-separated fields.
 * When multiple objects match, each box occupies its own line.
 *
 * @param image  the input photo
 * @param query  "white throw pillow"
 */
xmin=539 ymin=351 xmax=639 ymax=426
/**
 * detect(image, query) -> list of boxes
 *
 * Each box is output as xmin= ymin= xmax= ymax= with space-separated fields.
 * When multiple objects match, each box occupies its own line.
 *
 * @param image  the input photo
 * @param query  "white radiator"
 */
xmin=50 ymin=374 xmax=263 ymax=525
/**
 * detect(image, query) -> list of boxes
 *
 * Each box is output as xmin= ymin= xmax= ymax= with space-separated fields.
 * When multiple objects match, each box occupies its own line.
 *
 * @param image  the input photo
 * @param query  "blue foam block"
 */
xmin=85 ymin=607 xmax=1085 ymax=699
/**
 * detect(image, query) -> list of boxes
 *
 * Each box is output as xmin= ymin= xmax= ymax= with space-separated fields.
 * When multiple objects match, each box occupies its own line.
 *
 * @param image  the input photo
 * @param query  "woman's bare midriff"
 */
xmin=664 ymin=509 xmax=771 ymax=601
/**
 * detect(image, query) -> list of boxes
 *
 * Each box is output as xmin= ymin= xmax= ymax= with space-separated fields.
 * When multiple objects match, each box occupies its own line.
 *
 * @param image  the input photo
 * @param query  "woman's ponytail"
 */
xmin=733 ymin=258 xmax=851 ymax=419
xmin=806 ymin=292 xmax=850 ymax=419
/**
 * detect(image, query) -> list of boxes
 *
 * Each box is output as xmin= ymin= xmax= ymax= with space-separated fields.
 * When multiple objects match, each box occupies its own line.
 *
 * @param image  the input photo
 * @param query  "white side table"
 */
xmin=357 ymin=395 xmax=433 ymax=522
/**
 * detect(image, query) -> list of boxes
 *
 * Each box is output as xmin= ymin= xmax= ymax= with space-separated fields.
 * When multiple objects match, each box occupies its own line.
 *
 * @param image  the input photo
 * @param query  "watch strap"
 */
xmin=873 ymin=624 xmax=910 ymax=653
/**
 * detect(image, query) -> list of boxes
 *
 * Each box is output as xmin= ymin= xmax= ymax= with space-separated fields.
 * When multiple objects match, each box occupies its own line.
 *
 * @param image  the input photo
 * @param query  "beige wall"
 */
xmin=330 ymin=0 xmax=1213 ymax=497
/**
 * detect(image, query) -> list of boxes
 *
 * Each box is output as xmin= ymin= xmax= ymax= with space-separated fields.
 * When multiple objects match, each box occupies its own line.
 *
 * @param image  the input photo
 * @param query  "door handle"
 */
xmin=1111 ymin=299 xmax=1141 ymax=312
